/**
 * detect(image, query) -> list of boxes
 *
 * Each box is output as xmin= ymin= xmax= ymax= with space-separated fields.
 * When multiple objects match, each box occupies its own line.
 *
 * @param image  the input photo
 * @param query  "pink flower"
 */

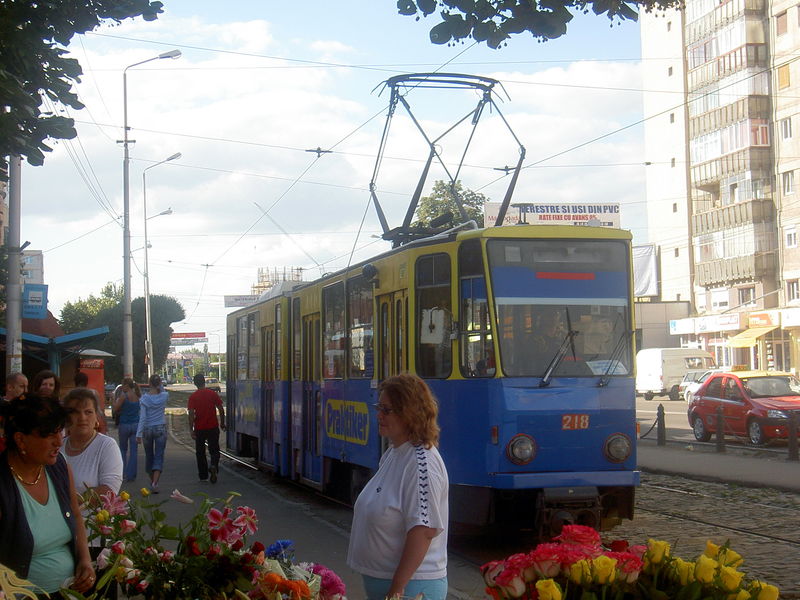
xmin=143 ymin=546 xmax=157 ymax=556
xmin=529 ymin=543 xmax=563 ymax=578
xmin=170 ymin=489 xmax=194 ymax=504
xmin=111 ymin=541 xmax=126 ymax=555
xmin=124 ymin=568 xmax=140 ymax=582
xmin=628 ymin=544 xmax=648 ymax=559
xmin=100 ymin=491 xmax=129 ymax=516
xmin=234 ymin=506 xmax=258 ymax=536
xmin=99 ymin=525 xmax=112 ymax=536
xmin=120 ymin=520 xmax=136 ymax=534
xmin=605 ymin=551 xmax=643 ymax=584
xmin=136 ymin=580 xmax=149 ymax=593
xmin=554 ymin=524 xmax=601 ymax=548
xmin=96 ymin=548 xmax=112 ymax=569
xmin=481 ymin=560 xmax=505 ymax=587
xmin=160 ymin=550 xmax=174 ymax=563
xmin=309 ymin=563 xmax=347 ymax=599
xmin=207 ymin=507 xmax=241 ymax=544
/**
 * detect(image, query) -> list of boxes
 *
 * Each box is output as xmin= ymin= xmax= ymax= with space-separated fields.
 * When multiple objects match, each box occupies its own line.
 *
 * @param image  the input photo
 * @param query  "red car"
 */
xmin=687 ymin=370 xmax=800 ymax=445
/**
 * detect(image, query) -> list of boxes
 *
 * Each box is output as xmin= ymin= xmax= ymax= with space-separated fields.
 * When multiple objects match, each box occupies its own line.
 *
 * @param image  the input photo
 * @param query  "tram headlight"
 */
xmin=604 ymin=433 xmax=632 ymax=463
xmin=506 ymin=434 xmax=536 ymax=465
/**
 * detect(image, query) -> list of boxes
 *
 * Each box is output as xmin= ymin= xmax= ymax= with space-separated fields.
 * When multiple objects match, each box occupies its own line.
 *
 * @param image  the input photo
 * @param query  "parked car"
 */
xmin=679 ymin=368 xmax=724 ymax=403
xmin=205 ymin=377 xmax=221 ymax=392
xmin=687 ymin=370 xmax=800 ymax=445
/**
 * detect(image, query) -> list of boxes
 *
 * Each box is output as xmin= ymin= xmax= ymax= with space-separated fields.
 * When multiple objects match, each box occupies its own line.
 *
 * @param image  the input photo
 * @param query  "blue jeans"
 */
xmin=141 ymin=424 xmax=166 ymax=475
xmin=118 ymin=422 xmax=138 ymax=481
xmin=362 ymin=575 xmax=448 ymax=600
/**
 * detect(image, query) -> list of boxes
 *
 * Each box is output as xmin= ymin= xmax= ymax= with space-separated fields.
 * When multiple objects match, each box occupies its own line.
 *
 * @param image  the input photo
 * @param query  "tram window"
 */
xmin=348 ymin=276 xmax=374 ymax=378
xmin=292 ymin=298 xmax=301 ymax=381
xmin=323 ymin=282 xmax=346 ymax=379
xmin=396 ymin=298 xmax=405 ymax=373
xmin=275 ymin=304 xmax=282 ymax=380
xmin=237 ymin=316 xmax=249 ymax=380
xmin=248 ymin=312 xmax=260 ymax=379
xmin=416 ymin=253 xmax=452 ymax=378
xmin=459 ymin=240 xmax=494 ymax=378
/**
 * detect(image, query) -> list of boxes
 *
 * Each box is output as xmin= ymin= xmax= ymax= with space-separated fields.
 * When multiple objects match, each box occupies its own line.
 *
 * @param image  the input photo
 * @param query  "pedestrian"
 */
xmin=136 ymin=374 xmax=168 ymax=493
xmin=114 ymin=378 xmax=141 ymax=482
xmin=31 ymin=369 xmax=61 ymax=401
xmin=73 ymin=371 xmax=108 ymax=435
xmin=346 ymin=373 xmax=449 ymax=600
xmin=0 ymin=395 xmax=96 ymax=596
xmin=61 ymin=387 xmax=123 ymax=498
xmin=3 ymin=372 xmax=28 ymax=401
xmin=187 ymin=372 xmax=226 ymax=483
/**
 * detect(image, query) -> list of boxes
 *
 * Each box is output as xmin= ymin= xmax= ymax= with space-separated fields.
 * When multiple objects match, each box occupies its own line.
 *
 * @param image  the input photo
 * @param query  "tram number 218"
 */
xmin=562 ymin=414 xmax=590 ymax=430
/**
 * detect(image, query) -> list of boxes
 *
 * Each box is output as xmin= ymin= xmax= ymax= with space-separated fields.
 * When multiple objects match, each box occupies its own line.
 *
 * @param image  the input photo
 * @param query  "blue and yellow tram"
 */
xmin=226 ymin=224 xmax=638 ymax=535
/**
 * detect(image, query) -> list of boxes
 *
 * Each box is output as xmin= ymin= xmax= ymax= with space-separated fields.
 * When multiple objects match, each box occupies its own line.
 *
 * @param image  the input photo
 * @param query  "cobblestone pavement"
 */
xmin=167 ymin=391 xmax=800 ymax=598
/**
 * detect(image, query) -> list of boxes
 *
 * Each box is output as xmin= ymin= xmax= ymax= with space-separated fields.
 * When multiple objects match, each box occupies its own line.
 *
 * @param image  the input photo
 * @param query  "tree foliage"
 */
xmin=59 ymin=285 xmax=184 ymax=382
xmin=59 ymin=282 xmax=122 ymax=334
xmin=0 ymin=0 xmax=164 ymax=177
xmin=396 ymin=0 xmax=681 ymax=48
xmin=415 ymin=180 xmax=487 ymax=228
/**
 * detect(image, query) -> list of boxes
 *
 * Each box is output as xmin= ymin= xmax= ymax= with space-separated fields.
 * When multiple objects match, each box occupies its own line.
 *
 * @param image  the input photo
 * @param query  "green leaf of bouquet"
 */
xmin=159 ymin=525 xmax=181 ymax=539
xmin=579 ymin=591 xmax=598 ymax=600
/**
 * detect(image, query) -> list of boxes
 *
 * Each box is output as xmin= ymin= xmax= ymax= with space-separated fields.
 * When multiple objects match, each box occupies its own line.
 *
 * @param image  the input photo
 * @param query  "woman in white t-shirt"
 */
xmin=347 ymin=373 xmax=449 ymax=600
xmin=62 ymin=387 xmax=123 ymax=498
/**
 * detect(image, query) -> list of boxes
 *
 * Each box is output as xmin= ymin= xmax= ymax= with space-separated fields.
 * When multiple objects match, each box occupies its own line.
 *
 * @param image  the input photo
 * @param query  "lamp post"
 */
xmin=143 ymin=152 xmax=180 ymax=378
xmin=121 ymin=49 xmax=181 ymax=380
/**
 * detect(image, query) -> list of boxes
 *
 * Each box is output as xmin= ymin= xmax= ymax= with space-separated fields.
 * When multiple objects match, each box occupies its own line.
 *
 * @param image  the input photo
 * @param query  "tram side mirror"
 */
xmin=420 ymin=308 xmax=446 ymax=345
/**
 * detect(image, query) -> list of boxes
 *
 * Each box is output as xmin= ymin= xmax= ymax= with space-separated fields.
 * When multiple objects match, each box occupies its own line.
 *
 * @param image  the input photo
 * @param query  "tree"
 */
xmin=415 ymin=180 xmax=488 ymax=228
xmin=0 ymin=0 xmax=164 ymax=177
xmin=59 ymin=283 xmax=122 ymax=333
xmin=396 ymin=0 xmax=681 ymax=48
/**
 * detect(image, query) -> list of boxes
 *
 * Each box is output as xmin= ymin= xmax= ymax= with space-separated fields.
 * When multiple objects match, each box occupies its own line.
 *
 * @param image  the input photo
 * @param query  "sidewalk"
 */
xmin=637 ymin=438 xmax=800 ymax=492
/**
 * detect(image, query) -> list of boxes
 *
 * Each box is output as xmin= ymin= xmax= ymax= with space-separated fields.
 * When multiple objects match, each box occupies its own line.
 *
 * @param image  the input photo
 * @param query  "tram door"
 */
xmin=261 ymin=326 xmax=275 ymax=467
xmin=301 ymin=313 xmax=322 ymax=483
xmin=378 ymin=291 xmax=408 ymax=380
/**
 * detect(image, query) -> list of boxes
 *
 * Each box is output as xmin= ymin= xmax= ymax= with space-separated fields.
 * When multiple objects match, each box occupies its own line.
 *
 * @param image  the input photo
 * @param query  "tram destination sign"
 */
xmin=484 ymin=201 xmax=621 ymax=228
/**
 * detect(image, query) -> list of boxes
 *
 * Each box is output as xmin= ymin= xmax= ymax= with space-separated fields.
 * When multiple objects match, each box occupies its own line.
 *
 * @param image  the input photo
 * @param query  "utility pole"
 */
xmin=5 ymin=156 xmax=23 ymax=374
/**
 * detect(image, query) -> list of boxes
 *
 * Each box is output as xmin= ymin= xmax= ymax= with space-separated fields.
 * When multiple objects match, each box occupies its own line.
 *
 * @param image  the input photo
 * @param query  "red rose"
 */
xmin=251 ymin=541 xmax=265 ymax=554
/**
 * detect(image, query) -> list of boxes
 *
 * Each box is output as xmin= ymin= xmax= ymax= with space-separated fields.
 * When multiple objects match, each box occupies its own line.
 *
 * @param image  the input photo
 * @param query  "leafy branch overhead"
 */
xmin=396 ymin=0 xmax=682 ymax=48
xmin=0 ymin=0 xmax=164 ymax=177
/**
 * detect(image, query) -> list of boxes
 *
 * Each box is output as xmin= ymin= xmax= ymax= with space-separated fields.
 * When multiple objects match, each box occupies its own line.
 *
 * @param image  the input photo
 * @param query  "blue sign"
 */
xmin=22 ymin=284 xmax=48 ymax=319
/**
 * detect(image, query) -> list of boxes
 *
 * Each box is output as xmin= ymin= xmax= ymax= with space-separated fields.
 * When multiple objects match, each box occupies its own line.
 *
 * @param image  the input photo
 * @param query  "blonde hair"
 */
xmin=378 ymin=373 xmax=440 ymax=448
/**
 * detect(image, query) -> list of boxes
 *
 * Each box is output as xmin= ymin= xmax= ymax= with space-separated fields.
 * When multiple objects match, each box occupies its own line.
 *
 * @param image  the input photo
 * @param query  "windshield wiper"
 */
xmin=598 ymin=327 xmax=631 ymax=387
xmin=539 ymin=308 xmax=579 ymax=388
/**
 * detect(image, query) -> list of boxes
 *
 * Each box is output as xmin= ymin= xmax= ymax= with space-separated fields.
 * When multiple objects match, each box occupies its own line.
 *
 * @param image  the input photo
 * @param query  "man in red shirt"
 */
xmin=187 ymin=373 xmax=226 ymax=483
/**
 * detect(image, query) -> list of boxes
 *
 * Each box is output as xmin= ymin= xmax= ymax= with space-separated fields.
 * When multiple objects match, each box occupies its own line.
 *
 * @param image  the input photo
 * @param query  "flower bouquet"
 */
xmin=481 ymin=525 xmax=780 ymax=600
xmin=57 ymin=488 xmax=347 ymax=600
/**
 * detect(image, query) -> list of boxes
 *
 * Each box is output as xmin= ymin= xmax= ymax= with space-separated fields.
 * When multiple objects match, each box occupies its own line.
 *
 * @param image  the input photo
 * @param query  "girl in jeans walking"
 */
xmin=114 ymin=378 xmax=141 ymax=482
xmin=136 ymin=374 xmax=168 ymax=493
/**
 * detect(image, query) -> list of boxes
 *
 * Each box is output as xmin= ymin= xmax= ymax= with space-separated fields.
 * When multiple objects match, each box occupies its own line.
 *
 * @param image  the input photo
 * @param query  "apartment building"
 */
xmin=642 ymin=0 xmax=800 ymax=372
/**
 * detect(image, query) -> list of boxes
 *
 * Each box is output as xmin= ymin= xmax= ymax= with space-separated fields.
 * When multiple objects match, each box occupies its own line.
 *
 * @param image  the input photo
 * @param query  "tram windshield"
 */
xmin=487 ymin=239 xmax=632 ymax=378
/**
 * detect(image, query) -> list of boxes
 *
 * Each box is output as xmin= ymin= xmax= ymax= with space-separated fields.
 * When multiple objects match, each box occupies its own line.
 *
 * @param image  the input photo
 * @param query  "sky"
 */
xmin=20 ymin=0 xmax=659 ymax=356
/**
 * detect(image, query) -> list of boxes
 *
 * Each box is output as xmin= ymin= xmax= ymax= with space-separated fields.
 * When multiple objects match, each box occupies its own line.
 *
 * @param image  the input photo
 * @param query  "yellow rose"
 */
xmin=535 ymin=579 xmax=563 ymax=600
xmin=646 ymin=539 xmax=671 ymax=565
xmin=119 ymin=491 xmax=130 ymax=501
xmin=673 ymin=558 xmax=695 ymax=586
xmin=751 ymin=582 xmax=779 ymax=600
xmin=695 ymin=554 xmax=718 ymax=584
xmin=705 ymin=540 xmax=720 ymax=558
xmin=720 ymin=565 xmax=744 ymax=591
xmin=730 ymin=590 xmax=750 ymax=600
xmin=569 ymin=560 xmax=591 ymax=585
xmin=719 ymin=547 xmax=744 ymax=568
xmin=592 ymin=555 xmax=617 ymax=585
xmin=140 ymin=487 xmax=151 ymax=497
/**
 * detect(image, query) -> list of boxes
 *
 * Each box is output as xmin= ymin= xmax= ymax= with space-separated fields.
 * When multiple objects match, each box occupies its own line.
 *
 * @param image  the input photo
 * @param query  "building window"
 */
xmin=787 ymin=227 xmax=798 ymax=248
xmin=779 ymin=64 xmax=791 ymax=89
xmin=782 ymin=117 xmax=793 ymax=140
xmin=671 ymin=158 xmax=676 ymax=167
xmin=738 ymin=287 xmax=755 ymax=306
xmin=788 ymin=279 xmax=800 ymax=302
xmin=668 ymin=66 xmax=673 ymax=76
xmin=711 ymin=288 xmax=729 ymax=311
xmin=667 ymin=21 xmax=672 ymax=31
xmin=784 ymin=171 xmax=795 ymax=195
xmin=777 ymin=11 xmax=788 ymax=35
xmin=674 ymin=247 xmax=680 ymax=257
xmin=672 ymin=202 xmax=678 ymax=213
xmin=669 ymin=112 xmax=675 ymax=123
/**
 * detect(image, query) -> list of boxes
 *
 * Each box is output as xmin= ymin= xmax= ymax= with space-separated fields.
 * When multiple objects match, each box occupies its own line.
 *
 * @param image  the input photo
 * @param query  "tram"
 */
xmin=225 ymin=223 xmax=638 ymax=535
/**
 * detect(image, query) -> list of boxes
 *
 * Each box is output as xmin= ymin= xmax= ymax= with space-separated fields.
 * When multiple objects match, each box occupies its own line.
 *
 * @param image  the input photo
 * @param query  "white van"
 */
xmin=635 ymin=348 xmax=716 ymax=401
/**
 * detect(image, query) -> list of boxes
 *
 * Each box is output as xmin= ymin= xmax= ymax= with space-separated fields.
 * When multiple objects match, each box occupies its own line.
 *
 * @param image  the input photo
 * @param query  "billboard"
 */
xmin=224 ymin=295 xmax=260 ymax=307
xmin=484 ymin=202 xmax=621 ymax=228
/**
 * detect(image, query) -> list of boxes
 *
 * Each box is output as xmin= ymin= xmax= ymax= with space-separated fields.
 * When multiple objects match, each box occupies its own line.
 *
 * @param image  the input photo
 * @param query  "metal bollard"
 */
xmin=657 ymin=404 xmax=666 ymax=446
xmin=715 ymin=406 xmax=725 ymax=453
xmin=788 ymin=412 xmax=799 ymax=462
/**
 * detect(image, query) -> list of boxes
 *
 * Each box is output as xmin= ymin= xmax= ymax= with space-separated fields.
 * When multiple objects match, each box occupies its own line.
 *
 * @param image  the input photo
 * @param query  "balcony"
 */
xmin=692 ymin=197 xmax=773 ymax=235
xmin=689 ymin=44 xmax=768 ymax=91
xmin=691 ymin=147 xmax=772 ymax=188
xmin=689 ymin=96 xmax=770 ymax=138
xmin=685 ymin=0 xmax=766 ymax=46
xmin=695 ymin=253 xmax=775 ymax=287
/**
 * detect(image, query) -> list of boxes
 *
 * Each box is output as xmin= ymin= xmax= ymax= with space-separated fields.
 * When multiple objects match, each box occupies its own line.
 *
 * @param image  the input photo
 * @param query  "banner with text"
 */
xmin=484 ymin=202 xmax=621 ymax=228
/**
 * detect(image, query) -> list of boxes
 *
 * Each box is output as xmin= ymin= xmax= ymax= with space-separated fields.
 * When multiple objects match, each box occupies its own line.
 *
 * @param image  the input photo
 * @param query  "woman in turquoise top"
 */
xmin=114 ymin=378 xmax=141 ymax=482
xmin=136 ymin=374 xmax=168 ymax=493
xmin=0 ymin=395 xmax=95 ymax=596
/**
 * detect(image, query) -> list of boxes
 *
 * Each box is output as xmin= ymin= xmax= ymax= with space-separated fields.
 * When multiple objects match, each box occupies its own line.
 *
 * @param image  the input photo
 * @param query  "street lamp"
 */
xmin=143 ymin=152 xmax=181 ymax=378
xmin=121 ymin=49 xmax=181 ymax=379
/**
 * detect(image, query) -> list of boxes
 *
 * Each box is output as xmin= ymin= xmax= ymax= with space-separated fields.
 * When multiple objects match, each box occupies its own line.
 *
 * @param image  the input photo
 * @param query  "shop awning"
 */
xmin=727 ymin=325 xmax=778 ymax=348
